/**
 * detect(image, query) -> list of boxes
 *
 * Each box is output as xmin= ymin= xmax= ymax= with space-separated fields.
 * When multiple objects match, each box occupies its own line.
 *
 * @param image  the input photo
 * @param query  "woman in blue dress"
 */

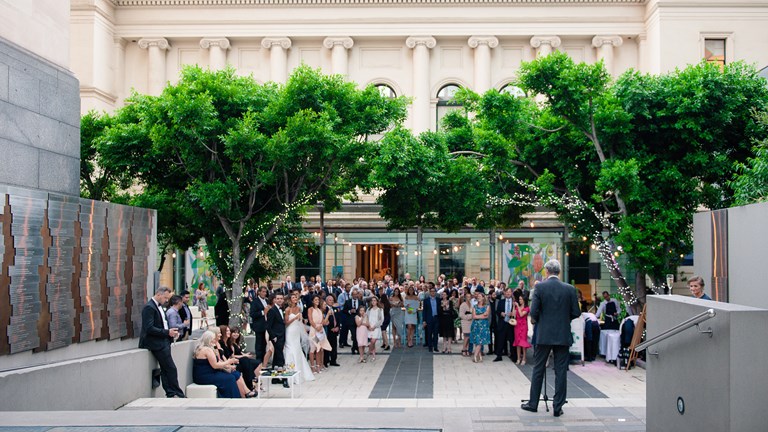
xmin=193 ymin=330 xmax=255 ymax=398
xmin=470 ymin=292 xmax=491 ymax=363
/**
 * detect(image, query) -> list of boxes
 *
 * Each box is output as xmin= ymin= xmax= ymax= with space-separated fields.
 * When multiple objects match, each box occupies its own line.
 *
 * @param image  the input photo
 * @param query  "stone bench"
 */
xmin=186 ymin=383 xmax=217 ymax=398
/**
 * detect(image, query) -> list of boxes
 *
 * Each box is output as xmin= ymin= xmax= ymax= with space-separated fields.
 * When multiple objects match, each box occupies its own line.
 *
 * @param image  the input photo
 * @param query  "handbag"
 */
xmin=508 ymin=317 xmax=517 ymax=326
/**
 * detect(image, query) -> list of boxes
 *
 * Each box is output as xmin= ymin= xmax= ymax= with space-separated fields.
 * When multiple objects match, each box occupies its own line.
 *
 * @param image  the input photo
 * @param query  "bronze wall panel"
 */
xmin=7 ymin=193 xmax=47 ymax=354
xmin=46 ymin=194 xmax=78 ymax=350
xmin=77 ymin=199 xmax=107 ymax=342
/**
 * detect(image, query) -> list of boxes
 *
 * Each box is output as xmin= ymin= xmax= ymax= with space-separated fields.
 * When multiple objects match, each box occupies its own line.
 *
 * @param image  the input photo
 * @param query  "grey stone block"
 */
xmin=39 ymin=75 xmax=80 ymax=127
xmin=0 ymin=100 xmax=32 ymax=144
xmin=0 ymin=63 xmax=8 ymax=101
xmin=0 ymin=137 xmax=39 ymax=189
xmin=0 ymin=39 xmax=59 ymax=87
xmin=9 ymin=66 xmax=40 ymax=112
xmin=38 ymin=151 xmax=78 ymax=196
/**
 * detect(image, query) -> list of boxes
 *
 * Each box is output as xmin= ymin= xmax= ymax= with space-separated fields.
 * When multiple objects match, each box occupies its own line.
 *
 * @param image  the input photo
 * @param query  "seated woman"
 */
xmin=208 ymin=327 xmax=256 ymax=398
xmin=193 ymin=330 xmax=253 ymax=398
xmin=228 ymin=326 xmax=263 ymax=389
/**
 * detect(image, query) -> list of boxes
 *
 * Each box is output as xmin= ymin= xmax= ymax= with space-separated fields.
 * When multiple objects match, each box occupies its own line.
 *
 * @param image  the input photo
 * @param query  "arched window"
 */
xmin=436 ymin=84 xmax=463 ymax=131
xmin=375 ymin=84 xmax=396 ymax=98
xmin=500 ymin=84 xmax=526 ymax=98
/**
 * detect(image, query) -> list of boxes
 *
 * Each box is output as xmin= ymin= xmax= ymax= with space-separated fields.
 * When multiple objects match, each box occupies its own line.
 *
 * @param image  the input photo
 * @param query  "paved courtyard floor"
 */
xmin=1 ymin=344 xmax=646 ymax=431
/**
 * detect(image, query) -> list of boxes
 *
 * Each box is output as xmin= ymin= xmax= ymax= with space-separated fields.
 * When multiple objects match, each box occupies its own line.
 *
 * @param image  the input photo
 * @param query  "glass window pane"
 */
xmin=501 ymin=85 xmax=526 ymax=98
xmin=376 ymin=84 xmax=396 ymax=98
xmin=437 ymin=84 xmax=461 ymax=103
xmin=704 ymin=39 xmax=726 ymax=66
xmin=438 ymin=242 xmax=466 ymax=281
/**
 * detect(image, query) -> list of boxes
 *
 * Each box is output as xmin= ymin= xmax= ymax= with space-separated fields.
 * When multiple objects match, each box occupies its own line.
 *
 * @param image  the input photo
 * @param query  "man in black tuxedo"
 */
xmin=342 ymin=289 xmax=363 ymax=354
xmin=249 ymin=286 xmax=270 ymax=361
xmin=521 ymin=259 xmax=580 ymax=418
xmin=139 ymin=286 xmax=185 ymax=398
xmin=265 ymin=293 xmax=286 ymax=368
xmin=323 ymin=295 xmax=341 ymax=367
xmin=494 ymin=286 xmax=517 ymax=362
xmin=421 ymin=284 xmax=439 ymax=353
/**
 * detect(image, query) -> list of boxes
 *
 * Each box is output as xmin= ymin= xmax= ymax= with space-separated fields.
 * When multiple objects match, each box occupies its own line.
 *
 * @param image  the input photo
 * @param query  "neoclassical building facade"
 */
xmin=70 ymin=0 xmax=768 ymax=287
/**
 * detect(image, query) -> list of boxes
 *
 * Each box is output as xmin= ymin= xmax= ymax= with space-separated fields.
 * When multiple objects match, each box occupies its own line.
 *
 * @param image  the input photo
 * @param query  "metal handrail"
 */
xmin=635 ymin=308 xmax=716 ymax=352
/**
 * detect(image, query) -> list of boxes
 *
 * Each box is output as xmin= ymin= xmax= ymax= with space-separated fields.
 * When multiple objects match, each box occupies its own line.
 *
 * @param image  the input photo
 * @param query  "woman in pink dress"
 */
xmin=513 ymin=295 xmax=532 ymax=365
xmin=355 ymin=305 xmax=370 ymax=363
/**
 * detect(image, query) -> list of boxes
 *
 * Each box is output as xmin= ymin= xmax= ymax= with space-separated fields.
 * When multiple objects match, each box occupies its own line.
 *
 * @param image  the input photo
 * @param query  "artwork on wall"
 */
xmin=502 ymin=243 xmax=559 ymax=289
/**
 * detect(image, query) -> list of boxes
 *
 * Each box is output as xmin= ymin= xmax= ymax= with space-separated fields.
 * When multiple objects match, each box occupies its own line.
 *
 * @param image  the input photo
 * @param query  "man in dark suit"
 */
xmin=249 ymin=286 xmax=270 ymax=360
xmin=323 ymin=294 xmax=341 ymax=367
xmin=342 ymin=290 xmax=363 ymax=354
xmin=265 ymin=292 xmax=290 ymax=387
xmin=422 ymin=284 xmax=439 ymax=353
xmin=521 ymin=259 xmax=580 ymax=417
xmin=494 ymin=286 xmax=517 ymax=362
xmin=177 ymin=290 xmax=193 ymax=340
xmin=139 ymin=286 xmax=185 ymax=398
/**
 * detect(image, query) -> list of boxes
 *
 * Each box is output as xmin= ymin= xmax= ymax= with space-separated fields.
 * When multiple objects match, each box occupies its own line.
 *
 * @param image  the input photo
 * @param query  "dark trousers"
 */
xmin=495 ymin=323 xmax=516 ymax=360
xmin=350 ymin=322 xmax=359 ymax=353
xmin=151 ymin=345 xmax=184 ymax=397
xmin=272 ymin=336 xmax=286 ymax=367
xmin=528 ymin=344 xmax=569 ymax=411
xmin=488 ymin=322 xmax=496 ymax=354
xmin=254 ymin=329 xmax=267 ymax=360
xmin=325 ymin=329 xmax=338 ymax=366
xmin=426 ymin=319 xmax=438 ymax=350
xmin=340 ymin=316 xmax=352 ymax=347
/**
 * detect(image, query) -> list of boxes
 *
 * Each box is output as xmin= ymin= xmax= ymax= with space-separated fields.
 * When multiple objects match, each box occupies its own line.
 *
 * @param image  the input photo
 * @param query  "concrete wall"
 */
xmin=646 ymin=295 xmax=768 ymax=432
xmin=0 ymin=339 xmax=195 ymax=411
xmin=0 ymin=0 xmax=71 ymax=69
xmin=0 ymin=37 xmax=80 ymax=196
xmin=726 ymin=202 xmax=768 ymax=309
xmin=693 ymin=202 xmax=768 ymax=308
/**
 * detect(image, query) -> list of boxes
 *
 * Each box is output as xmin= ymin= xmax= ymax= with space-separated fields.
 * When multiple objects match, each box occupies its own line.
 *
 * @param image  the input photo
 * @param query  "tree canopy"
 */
xmin=95 ymin=65 xmax=407 ymax=325
xmin=377 ymin=52 xmax=768 ymax=306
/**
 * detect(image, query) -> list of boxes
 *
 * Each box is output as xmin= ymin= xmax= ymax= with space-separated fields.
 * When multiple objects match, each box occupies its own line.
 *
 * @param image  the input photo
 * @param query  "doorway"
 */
xmin=356 ymin=244 xmax=399 ymax=282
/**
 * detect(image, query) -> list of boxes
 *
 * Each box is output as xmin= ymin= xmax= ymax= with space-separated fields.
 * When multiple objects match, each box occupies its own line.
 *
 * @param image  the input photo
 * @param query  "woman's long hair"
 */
xmin=194 ymin=330 xmax=216 ymax=356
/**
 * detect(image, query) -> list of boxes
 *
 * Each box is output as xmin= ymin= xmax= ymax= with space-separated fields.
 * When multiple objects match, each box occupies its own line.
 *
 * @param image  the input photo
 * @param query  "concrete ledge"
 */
xmin=0 ymin=340 xmax=195 ymax=411
xmin=186 ymin=383 xmax=217 ymax=398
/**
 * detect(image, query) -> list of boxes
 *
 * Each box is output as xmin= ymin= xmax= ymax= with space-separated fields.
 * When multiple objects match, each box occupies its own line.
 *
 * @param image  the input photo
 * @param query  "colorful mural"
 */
xmin=185 ymin=246 xmax=215 ymax=292
xmin=502 ymin=243 xmax=559 ymax=289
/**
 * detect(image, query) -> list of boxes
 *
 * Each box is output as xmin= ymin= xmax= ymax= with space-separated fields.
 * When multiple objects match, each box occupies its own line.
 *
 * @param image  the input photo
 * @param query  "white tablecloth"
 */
xmin=599 ymin=329 xmax=621 ymax=361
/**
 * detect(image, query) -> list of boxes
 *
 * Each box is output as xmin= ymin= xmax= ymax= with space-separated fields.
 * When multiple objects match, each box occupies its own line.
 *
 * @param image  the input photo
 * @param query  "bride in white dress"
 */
xmin=283 ymin=293 xmax=315 ymax=383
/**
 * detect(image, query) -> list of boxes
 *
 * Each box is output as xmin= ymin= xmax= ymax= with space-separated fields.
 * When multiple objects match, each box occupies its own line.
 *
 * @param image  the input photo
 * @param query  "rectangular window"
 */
xmin=704 ymin=39 xmax=726 ymax=66
xmin=295 ymin=245 xmax=320 ymax=282
xmin=438 ymin=241 xmax=466 ymax=281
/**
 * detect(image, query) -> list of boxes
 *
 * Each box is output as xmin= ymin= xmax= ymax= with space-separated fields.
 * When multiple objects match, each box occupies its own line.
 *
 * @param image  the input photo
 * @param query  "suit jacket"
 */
xmin=139 ymin=299 xmax=173 ymax=351
xmin=530 ymin=276 xmax=581 ymax=346
xmin=496 ymin=296 xmax=515 ymax=326
xmin=249 ymin=295 xmax=269 ymax=332
xmin=265 ymin=306 xmax=286 ymax=341
xmin=422 ymin=295 xmax=439 ymax=324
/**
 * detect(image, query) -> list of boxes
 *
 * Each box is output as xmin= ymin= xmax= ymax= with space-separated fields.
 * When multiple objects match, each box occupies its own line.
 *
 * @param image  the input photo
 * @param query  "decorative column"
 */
xmin=323 ymin=37 xmax=354 ymax=76
xmin=261 ymin=37 xmax=292 ymax=83
xmin=138 ymin=38 xmax=170 ymax=95
xmin=200 ymin=37 xmax=231 ymax=70
xmin=113 ymin=37 xmax=126 ymax=103
xmin=530 ymin=36 xmax=561 ymax=57
xmin=592 ymin=35 xmax=623 ymax=75
xmin=406 ymin=36 xmax=436 ymax=133
xmin=636 ymin=33 xmax=647 ymax=73
xmin=468 ymin=36 xmax=498 ymax=94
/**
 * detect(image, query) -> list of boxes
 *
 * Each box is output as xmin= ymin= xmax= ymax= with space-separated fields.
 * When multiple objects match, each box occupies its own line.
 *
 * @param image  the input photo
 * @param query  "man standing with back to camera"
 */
xmin=521 ymin=259 xmax=580 ymax=417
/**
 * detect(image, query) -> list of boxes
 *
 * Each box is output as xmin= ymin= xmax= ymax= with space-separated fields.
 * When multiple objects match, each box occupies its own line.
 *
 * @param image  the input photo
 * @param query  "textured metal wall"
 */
xmin=0 ymin=187 xmax=155 ymax=355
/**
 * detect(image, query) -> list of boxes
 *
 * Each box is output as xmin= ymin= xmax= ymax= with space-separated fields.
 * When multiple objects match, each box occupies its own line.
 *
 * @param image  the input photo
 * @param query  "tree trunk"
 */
xmin=634 ymin=272 xmax=648 ymax=314
xmin=596 ymin=236 xmax=632 ymax=305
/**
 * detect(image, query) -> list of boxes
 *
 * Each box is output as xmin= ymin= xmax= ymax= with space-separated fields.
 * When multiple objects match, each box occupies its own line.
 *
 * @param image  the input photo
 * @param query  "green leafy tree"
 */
xmin=99 ymin=65 xmax=406 ymax=326
xmin=509 ymin=53 xmax=768 ymax=304
xmin=80 ymin=111 xmax=133 ymax=203
xmin=731 ymin=111 xmax=768 ymax=205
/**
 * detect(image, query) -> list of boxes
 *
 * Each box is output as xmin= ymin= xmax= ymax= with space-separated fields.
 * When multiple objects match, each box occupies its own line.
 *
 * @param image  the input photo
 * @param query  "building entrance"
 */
xmin=356 ymin=244 xmax=399 ymax=282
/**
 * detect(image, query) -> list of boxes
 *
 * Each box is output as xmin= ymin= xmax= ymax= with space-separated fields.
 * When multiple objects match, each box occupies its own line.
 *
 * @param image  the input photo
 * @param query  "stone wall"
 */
xmin=0 ymin=37 xmax=80 ymax=197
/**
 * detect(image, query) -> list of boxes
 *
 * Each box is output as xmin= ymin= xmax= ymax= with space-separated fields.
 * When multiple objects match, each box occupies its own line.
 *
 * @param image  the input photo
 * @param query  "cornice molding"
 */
xmin=138 ymin=37 xmax=170 ymax=49
xmin=261 ymin=37 xmax=292 ymax=49
xmin=406 ymin=36 xmax=437 ymax=49
xmin=591 ymin=34 xmax=623 ymax=47
xmin=468 ymin=35 xmax=499 ymax=48
xmin=200 ymin=37 xmax=231 ymax=49
xmin=530 ymin=35 xmax=561 ymax=48
xmin=323 ymin=37 xmax=354 ymax=49
xmin=111 ymin=0 xmax=645 ymax=6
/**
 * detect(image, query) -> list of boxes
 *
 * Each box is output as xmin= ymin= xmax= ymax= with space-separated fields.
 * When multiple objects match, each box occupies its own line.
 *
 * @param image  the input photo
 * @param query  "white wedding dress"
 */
xmin=284 ymin=312 xmax=315 ymax=383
